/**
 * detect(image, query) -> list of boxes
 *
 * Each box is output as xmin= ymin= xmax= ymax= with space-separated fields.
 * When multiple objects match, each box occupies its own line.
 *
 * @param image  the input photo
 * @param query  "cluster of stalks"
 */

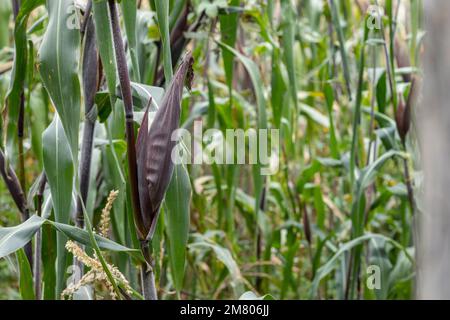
xmin=0 ymin=0 xmax=195 ymax=300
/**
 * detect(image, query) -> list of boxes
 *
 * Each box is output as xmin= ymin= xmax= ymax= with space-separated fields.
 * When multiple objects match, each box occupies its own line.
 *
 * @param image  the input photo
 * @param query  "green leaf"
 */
xmin=0 ymin=215 xmax=142 ymax=261
xmin=121 ymin=0 xmax=141 ymax=82
xmin=217 ymin=41 xmax=267 ymax=218
xmin=0 ymin=215 xmax=45 ymax=258
xmin=164 ymin=164 xmax=191 ymax=294
xmin=0 ymin=1 xmax=11 ymax=48
xmin=376 ymin=71 xmax=387 ymax=114
xmin=42 ymin=116 xmax=73 ymax=295
xmin=128 ymin=82 xmax=164 ymax=109
xmin=39 ymin=0 xmax=81 ymax=156
xmin=29 ymin=90 xmax=47 ymax=169
xmin=310 ymin=233 xmax=413 ymax=297
xmin=324 ymin=83 xmax=339 ymax=158
xmin=4 ymin=0 xmax=45 ymax=158
xmin=42 ymin=117 xmax=73 ymax=225
xmin=300 ymin=103 xmax=329 ymax=128
xmin=217 ymin=42 xmax=267 ymax=130
xmin=49 ymin=220 xmax=143 ymax=262
xmin=328 ymin=0 xmax=352 ymax=97
xmin=281 ymin=0 xmax=299 ymax=113
xmin=96 ymin=83 xmax=164 ymax=122
xmin=270 ymin=49 xmax=286 ymax=128
xmin=219 ymin=0 xmax=239 ymax=92
xmin=352 ymin=150 xmax=404 ymax=238
xmin=190 ymin=237 xmax=245 ymax=297
xmin=41 ymin=222 xmax=56 ymax=299
xmin=155 ymin=0 xmax=173 ymax=82
xmin=92 ymin=0 xmax=117 ymax=103
xmin=349 ymin=14 xmax=370 ymax=183
xmin=17 ymin=248 xmax=35 ymax=300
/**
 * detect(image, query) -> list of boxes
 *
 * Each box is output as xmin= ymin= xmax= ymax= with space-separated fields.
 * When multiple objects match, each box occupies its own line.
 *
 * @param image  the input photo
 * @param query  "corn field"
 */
xmin=0 ymin=0 xmax=437 ymax=301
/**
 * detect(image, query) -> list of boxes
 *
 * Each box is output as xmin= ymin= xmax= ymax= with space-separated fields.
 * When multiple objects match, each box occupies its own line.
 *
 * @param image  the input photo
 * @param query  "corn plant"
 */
xmin=0 ymin=0 xmax=424 ymax=300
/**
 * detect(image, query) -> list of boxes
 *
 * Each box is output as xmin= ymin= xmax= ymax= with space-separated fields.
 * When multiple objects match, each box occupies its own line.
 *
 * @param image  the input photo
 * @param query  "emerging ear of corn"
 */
xmin=136 ymin=52 xmax=194 ymax=240
xmin=396 ymin=79 xmax=416 ymax=144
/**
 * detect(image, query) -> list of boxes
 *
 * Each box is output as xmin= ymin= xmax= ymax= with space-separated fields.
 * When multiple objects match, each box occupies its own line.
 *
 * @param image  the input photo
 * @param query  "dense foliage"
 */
xmin=0 ymin=0 xmax=422 ymax=300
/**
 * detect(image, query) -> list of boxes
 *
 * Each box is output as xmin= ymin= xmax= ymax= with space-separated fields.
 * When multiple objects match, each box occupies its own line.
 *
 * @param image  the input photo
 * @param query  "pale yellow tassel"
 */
xmin=99 ymin=190 xmax=119 ymax=237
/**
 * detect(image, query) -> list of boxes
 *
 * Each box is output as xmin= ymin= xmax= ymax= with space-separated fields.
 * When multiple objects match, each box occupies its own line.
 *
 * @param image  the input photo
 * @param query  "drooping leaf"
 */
xmin=0 ymin=215 xmax=142 ymax=262
xmin=49 ymin=221 xmax=143 ymax=262
xmin=310 ymin=233 xmax=413 ymax=297
xmin=0 ymin=215 xmax=45 ymax=258
xmin=190 ymin=236 xmax=245 ymax=297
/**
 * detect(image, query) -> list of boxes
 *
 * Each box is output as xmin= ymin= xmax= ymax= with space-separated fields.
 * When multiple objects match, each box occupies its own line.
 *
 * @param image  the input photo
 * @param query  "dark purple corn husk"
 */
xmin=302 ymin=205 xmax=312 ymax=246
xmin=395 ymin=98 xmax=407 ymax=143
xmin=396 ymin=79 xmax=416 ymax=144
xmin=136 ymin=52 xmax=194 ymax=239
xmin=136 ymin=104 xmax=152 ymax=232
xmin=76 ymin=15 xmax=99 ymax=228
xmin=0 ymin=149 xmax=27 ymax=216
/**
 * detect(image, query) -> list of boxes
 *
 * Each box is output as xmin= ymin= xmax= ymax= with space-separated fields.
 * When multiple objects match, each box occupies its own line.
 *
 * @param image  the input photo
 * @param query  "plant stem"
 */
xmin=255 ymin=184 xmax=266 ymax=292
xmin=11 ymin=0 xmax=20 ymax=18
xmin=108 ymin=0 xmax=146 ymax=239
xmin=0 ymin=149 xmax=32 ymax=265
xmin=10 ymin=0 xmax=32 ymax=268
xmin=403 ymin=156 xmax=415 ymax=215
xmin=76 ymin=14 xmax=98 ymax=230
xmin=18 ymin=93 xmax=25 ymax=194
xmin=108 ymin=0 xmax=157 ymax=299
xmin=34 ymin=173 xmax=46 ymax=300
xmin=140 ymin=241 xmax=158 ymax=300
xmin=374 ymin=0 xmax=397 ymax=112
xmin=140 ymin=264 xmax=157 ymax=300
